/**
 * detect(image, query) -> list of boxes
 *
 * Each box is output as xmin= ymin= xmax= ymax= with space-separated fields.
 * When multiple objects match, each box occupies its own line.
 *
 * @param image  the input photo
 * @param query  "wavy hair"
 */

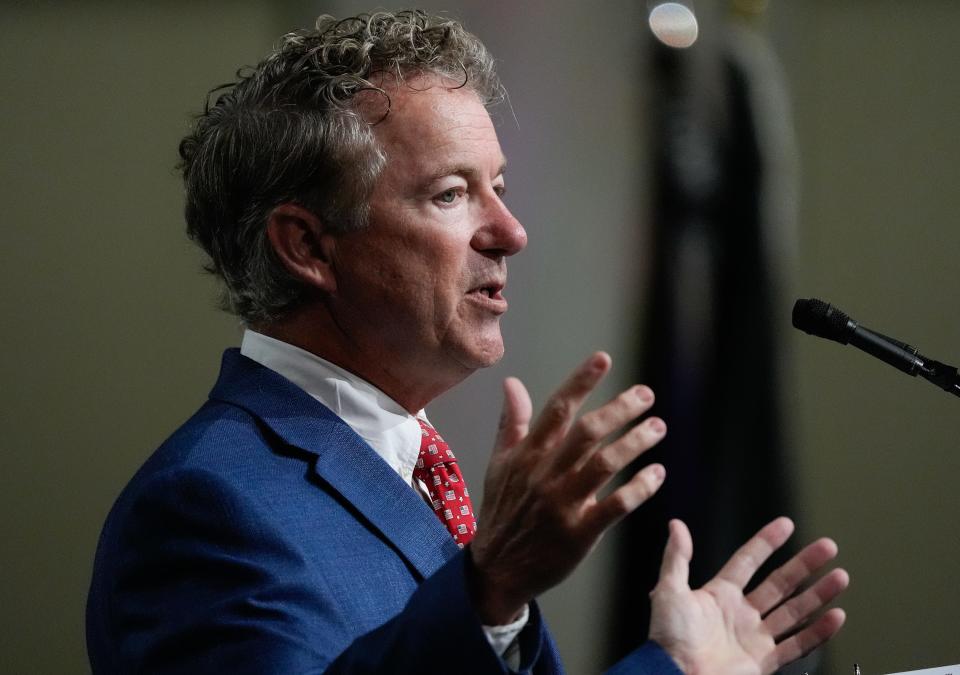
xmin=178 ymin=10 xmax=502 ymax=324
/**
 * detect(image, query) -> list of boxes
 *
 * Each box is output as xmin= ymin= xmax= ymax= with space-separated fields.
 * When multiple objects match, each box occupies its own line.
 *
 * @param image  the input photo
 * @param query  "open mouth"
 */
xmin=468 ymin=282 xmax=507 ymax=309
xmin=471 ymin=283 xmax=504 ymax=299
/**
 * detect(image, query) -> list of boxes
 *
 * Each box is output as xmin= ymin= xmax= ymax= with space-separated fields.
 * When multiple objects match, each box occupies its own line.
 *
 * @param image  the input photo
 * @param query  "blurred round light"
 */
xmin=648 ymin=3 xmax=699 ymax=49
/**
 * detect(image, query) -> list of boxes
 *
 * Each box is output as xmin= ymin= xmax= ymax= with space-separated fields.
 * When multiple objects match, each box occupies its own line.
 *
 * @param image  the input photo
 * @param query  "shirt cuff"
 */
xmin=481 ymin=603 xmax=530 ymax=657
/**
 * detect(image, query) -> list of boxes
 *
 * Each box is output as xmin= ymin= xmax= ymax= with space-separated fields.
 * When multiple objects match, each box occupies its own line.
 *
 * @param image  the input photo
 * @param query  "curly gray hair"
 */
xmin=178 ymin=10 xmax=503 ymax=324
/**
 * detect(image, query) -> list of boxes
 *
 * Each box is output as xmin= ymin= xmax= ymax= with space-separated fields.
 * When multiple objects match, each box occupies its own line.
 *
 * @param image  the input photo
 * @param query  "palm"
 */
xmin=649 ymin=519 xmax=848 ymax=675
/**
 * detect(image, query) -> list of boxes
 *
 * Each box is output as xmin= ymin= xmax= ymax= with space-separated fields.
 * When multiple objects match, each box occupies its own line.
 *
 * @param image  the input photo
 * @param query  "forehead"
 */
xmin=370 ymin=74 xmax=504 ymax=165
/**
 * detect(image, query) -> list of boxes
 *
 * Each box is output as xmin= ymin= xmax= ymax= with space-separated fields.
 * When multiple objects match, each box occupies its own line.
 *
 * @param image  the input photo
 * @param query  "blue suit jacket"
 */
xmin=86 ymin=349 xmax=681 ymax=674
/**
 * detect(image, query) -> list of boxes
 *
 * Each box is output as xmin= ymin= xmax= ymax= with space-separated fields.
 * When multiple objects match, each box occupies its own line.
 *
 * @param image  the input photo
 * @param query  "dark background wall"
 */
xmin=1 ymin=2 xmax=957 ymax=672
xmin=775 ymin=2 xmax=960 ymax=669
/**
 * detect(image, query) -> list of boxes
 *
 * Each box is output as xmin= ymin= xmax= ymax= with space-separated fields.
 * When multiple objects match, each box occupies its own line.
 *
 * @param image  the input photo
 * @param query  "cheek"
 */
xmin=371 ymin=254 xmax=452 ymax=325
xmin=350 ymin=238 xmax=422 ymax=297
xmin=347 ymin=226 xmax=471 ymax=319
xmin=422 ymin=246 xmax=470 ymax=299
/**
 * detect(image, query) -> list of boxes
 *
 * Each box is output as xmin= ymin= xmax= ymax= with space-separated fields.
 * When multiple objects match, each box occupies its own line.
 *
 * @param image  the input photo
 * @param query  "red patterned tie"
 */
xmin=414 ymin=419 xmax=477 ymax=548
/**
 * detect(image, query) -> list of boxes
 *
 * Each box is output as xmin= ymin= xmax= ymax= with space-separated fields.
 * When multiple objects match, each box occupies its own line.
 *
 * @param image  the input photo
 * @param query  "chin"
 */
xmin=476 ymin=349 xmax=504 ymax=369
xmin=472 ymin=337 xmax=506 ymax=369
xmin=453 ymin=336 xmax=505 ymax=371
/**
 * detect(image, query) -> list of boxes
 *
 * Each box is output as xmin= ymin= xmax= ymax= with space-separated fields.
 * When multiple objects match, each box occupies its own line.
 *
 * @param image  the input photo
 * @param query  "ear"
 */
xmin=266 ymin=203 xmax=337 ymax=293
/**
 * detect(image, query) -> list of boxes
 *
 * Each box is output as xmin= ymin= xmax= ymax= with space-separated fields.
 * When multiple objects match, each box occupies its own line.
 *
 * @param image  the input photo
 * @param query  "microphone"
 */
xmin=792 ymin=298 xmax=960 ymax=398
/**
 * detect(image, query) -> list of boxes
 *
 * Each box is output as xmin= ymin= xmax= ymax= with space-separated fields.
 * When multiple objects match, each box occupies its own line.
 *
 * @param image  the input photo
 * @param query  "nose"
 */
xmin=471 ymin=191 xmax=527 ymax=258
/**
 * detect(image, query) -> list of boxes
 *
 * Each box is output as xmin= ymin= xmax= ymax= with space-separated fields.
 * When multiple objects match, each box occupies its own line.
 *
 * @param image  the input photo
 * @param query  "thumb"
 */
xmin=657 ymin=519 xmax=693 ymax=591
xmin=494 ymin=377 xmax=532 ymax=452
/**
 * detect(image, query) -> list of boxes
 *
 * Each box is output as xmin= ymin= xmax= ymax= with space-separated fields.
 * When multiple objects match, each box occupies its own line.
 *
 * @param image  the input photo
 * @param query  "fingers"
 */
xmin=713 ymin=517 xmax=795 ymax=590
xmin=526 ymin=352 xmax=611 ymax=449
xmin=763 ymin=567 xmax=849 ymax=639
xmin=768 ymin=608 xmax=846 ymax=673
xmin=747 ymin=537 xmax=839 ymax=616
xmin=655 ymin=518 xmax=693 ymax=591
xmin=493 ymin=377 xmax=533 ymax=452
xmin=556 ymin=384 xmax=658 ymax=473
xmin=509 ymin=351 xmax=664 ymax=540
xmin=585 ymin=462 xmax=666 ymax=533
xmin=569 ymin=415 xmax=665 ymax=496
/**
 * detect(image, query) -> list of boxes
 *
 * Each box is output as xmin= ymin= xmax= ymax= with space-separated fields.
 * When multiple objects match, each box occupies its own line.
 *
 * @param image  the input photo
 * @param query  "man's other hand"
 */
xmin=650 ymin=517 xmax=849 ymax=675
xmin=469 ymin=352 xmax=667 ymax=624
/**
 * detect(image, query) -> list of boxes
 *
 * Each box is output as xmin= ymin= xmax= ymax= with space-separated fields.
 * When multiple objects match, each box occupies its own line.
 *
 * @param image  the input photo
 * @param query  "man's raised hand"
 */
xmin=469 ymin=352 xmax=667 ymax=624
xmin=650 ymin=518 xmax=849 ymax=675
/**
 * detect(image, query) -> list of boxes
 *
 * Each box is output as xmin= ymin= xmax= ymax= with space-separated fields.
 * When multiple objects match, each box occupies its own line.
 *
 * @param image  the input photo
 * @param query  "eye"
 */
xmin=494 ymin=184 xmax=506 ymax=198
xmin=436 ymin=188 xmax=461 ymax=205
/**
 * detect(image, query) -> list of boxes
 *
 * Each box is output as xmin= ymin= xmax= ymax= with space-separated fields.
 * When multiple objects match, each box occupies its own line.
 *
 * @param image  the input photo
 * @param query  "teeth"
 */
xmin=472 ymin=286 xmax=498 ymax=297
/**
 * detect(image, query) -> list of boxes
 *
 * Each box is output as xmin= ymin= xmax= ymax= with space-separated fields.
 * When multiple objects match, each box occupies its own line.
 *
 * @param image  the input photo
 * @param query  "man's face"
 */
xmin=329 ymin=75 xmax=527 ymax=388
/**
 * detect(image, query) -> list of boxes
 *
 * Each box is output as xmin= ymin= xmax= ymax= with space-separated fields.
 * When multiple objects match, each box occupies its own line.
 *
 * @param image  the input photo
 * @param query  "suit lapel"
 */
xmin=209 ymin=349 xmax=461 ymax=581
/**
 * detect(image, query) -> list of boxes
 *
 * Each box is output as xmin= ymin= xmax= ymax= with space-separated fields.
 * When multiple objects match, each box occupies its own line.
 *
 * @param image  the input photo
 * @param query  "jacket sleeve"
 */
xmin=604 ymin=642 xmax=685 ymax=675
xmin=88 ymin=467 xmax=558 ymax=675
xmin=324 ymin=552 xmax=551 ymax=675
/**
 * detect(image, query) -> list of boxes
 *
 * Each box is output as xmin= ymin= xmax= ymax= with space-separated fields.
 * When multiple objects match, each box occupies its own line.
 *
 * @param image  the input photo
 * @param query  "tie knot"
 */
xmin=417 ymin=419 xmax=456 ymax=469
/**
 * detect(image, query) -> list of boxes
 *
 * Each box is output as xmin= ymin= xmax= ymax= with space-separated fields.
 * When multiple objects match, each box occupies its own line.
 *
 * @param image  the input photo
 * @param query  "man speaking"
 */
xmin=86 ymin=10 xmax=848 ymax=674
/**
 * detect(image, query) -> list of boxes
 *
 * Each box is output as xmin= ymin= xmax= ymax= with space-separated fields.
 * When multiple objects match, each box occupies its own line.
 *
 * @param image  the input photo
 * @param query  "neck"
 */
xmin=253 ymin=309 xmax=470 ymax=414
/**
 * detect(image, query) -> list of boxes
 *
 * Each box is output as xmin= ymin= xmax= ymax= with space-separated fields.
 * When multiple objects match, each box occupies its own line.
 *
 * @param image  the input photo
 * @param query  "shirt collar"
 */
xmin=239 ymin=329 xmax=426 ymax=479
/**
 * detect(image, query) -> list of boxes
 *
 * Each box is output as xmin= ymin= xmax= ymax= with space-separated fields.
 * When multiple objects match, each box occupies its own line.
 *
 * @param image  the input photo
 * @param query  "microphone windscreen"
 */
xmin=792 ymin=298 xmax=851 ymax=343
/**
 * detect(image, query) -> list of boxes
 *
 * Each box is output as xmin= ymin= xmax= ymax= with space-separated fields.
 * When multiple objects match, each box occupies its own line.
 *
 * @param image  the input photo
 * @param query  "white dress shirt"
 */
xmin=240 ymin=329 xmax=527 ymax=659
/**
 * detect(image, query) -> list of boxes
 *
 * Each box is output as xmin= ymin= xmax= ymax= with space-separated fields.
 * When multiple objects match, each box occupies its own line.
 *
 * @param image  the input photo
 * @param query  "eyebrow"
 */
xmin=426 ymin=159 xmax=508 ymax=183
